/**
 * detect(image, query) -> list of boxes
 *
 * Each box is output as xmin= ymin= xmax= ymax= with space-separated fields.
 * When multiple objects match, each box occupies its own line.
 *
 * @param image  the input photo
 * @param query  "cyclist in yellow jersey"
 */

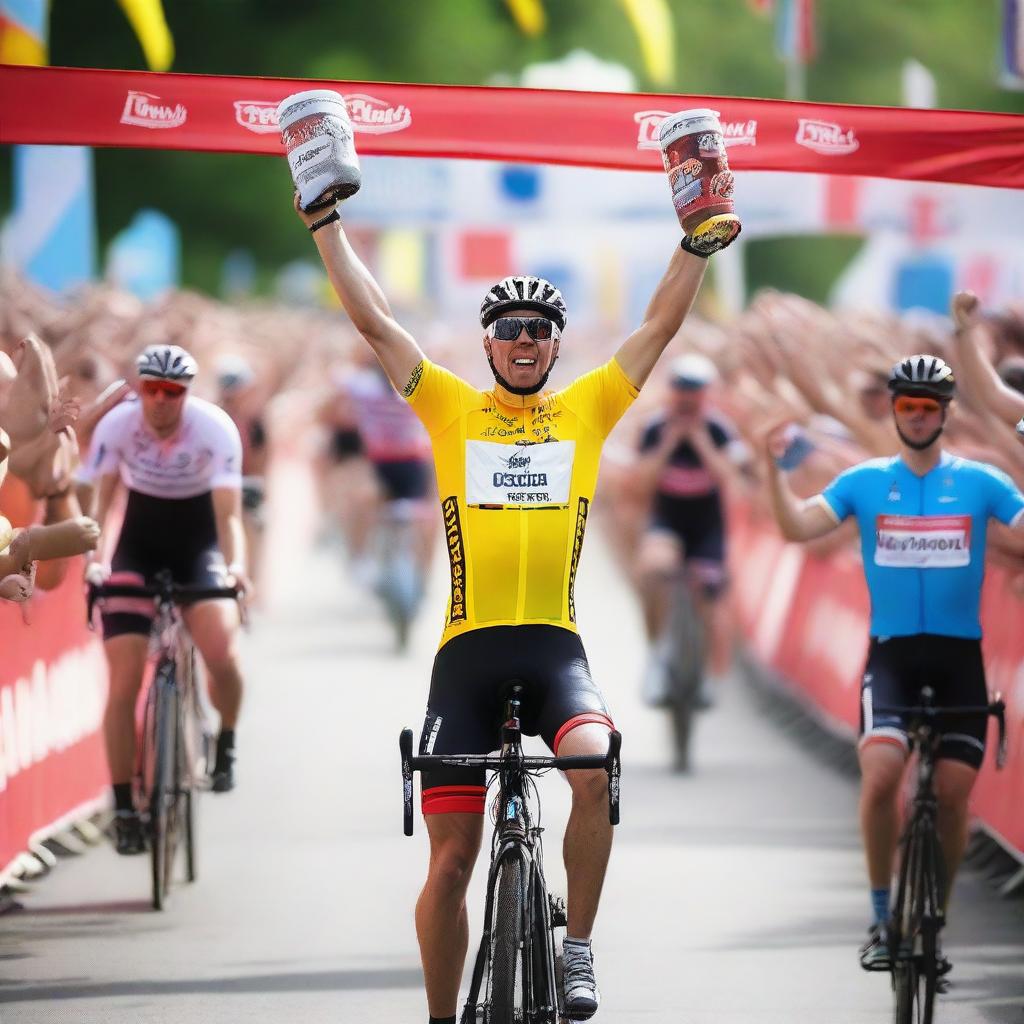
xmin=293 ymin=179 xmax=740 ymax=1023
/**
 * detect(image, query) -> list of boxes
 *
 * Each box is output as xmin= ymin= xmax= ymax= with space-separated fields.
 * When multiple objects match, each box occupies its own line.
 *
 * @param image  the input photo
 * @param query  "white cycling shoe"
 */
xmin=563 ymin=938 xmax=600 ymax=1020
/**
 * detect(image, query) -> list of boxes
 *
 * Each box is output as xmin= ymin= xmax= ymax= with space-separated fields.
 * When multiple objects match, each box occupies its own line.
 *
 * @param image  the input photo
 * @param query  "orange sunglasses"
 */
xmin=893 ymin=396 xmax=941 ymax=415
xmin=141 ymin=379 xmax=188 ymax=398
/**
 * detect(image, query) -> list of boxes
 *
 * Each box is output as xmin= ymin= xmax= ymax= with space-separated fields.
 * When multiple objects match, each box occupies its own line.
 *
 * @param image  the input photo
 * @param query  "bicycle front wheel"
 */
xmin=149 ymin=666 xmax=180 ymax=911
xmin=489 ymin=855 xmax=527 ymax=1024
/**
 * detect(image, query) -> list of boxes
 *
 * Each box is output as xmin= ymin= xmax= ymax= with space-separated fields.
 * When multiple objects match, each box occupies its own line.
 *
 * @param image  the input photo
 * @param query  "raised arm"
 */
xmin=295 ymin=197 xmax=424 ymax=393
xmin=614 ymin=247 xmax=708 ymax=388
xmin=763 ymin=429 xmax=842 ymax=542
xmin=951 ymin=291 xmax=1024 ymax=426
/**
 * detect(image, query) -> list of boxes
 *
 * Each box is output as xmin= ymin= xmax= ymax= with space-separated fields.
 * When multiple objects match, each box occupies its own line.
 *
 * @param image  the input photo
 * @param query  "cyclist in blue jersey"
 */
xmin=763 ymin=353 xmax=1024 ymax=976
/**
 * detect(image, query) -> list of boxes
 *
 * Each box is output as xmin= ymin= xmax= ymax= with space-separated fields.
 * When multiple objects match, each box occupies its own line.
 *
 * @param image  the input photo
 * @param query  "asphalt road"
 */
xmin=2 ymin=525 xmax=1022 ymax=1023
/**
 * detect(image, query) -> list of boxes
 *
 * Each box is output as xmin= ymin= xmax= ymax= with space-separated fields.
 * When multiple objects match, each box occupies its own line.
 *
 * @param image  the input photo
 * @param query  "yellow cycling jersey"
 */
xmin=405 ymin=356 xmax=639 ymax=648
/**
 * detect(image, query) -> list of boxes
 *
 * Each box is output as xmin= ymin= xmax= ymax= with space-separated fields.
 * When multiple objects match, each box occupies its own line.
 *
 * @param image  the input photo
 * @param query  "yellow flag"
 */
xmin=618 ymin=0 xmax=675 ymax=86
xmin=506 ymin=0 xmax=546 ymax=37
xmin=116 ymin=0 xmax=174 ymax=71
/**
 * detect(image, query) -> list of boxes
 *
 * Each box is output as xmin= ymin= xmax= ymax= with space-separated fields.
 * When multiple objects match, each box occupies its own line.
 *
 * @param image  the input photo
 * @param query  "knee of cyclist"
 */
xmin=933 ymin=779 xmax=971 ymax=817
xmin=567 ymin=768 xmax=608 ymax=808
xmin=860 ymin=770 xmax=901 ymax=806
xmin=429 ymin=844 xmax=477 ymax=895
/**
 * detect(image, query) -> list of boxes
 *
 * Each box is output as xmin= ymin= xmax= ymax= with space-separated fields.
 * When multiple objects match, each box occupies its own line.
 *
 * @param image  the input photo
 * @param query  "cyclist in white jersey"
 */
xmin=82 ymin=344 xmax=251 ymax=855
xmin=764 ymin=353 xmax=1024 ymax=975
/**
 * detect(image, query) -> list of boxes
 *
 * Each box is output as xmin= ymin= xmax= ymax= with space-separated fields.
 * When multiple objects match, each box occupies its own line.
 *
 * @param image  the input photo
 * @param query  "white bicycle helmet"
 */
xmin=136 ymin=344 xmax=198 ymax=383
xmin=888 ymin=354 xmax=955 ymax=400
xmin=669 ymin=353 xmax=718 ymax=389
xmin=479 ymin=276 xmax=567 ymax=332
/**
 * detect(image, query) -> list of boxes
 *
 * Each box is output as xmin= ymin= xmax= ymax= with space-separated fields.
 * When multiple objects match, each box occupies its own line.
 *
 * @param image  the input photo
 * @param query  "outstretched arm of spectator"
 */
xmin=951 ymin=291 xmax=1024 ymax=426
xmin=295 ymin=195 xmax=424 ymax=394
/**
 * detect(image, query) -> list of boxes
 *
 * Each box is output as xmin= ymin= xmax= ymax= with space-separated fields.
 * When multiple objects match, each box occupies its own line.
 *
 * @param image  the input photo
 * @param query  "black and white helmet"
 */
xmin=479 ymin=275 xmax=567 ymax=332
xmin=888 ymin=354 xmax=955 ymax=400
xmin=136 ymin=344 xmax=198 ymax=383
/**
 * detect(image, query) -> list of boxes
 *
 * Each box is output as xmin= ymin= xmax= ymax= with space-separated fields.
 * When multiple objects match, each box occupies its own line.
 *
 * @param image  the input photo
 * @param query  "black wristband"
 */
xmin=309 ymin=209 xmax=341 ymax=233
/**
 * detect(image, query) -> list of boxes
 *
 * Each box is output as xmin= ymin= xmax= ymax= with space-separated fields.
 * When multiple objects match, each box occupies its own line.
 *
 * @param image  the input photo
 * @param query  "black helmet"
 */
xmin=136 ymin=344 xmax=198 ymax=383
xmin=479 ymin=276 xmax=567 ymax=332
xmin=888 ymin=354 xmax=955 ymax=400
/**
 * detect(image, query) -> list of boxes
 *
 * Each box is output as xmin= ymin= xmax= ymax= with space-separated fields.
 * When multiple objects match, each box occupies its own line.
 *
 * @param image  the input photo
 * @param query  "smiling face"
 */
xmin=482 ymin=308 xmax=561 ymax=393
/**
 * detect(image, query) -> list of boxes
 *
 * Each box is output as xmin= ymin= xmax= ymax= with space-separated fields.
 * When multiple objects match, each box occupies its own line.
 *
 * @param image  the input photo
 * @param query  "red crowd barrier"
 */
xmin=0 ymin=565 xmax=109 ymax=881
xmin=731 ymin=505 xmax=1024 ymax=858
xmin=2 ymin=64 xmax=1024 ymax=188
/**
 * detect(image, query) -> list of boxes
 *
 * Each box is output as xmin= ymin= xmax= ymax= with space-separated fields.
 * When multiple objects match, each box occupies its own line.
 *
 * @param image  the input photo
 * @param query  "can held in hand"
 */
xmin=658 ymin=109 xmax=736 ymax=236
xmin=277 ymin=90 xmax=361 ymax=212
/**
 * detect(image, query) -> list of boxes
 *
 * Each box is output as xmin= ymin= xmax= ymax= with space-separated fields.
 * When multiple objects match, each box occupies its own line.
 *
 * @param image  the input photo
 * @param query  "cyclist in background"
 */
xmin=339 ymin=356 xmax=436 ymax=592
xmin=215 ymin=355 xmax=269 ymax=587
xmin=764 ymin=354 xmax=1024 ymax=976
xmin=633 ymin=354 xmax=754 ymax=709
xmin=82 ymin=345 xmax=250 ymax=854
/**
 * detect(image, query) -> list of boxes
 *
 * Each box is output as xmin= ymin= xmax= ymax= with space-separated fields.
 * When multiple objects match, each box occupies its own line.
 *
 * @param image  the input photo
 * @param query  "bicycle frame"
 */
xmin=877 ymin=687 xmax=1006 ymax=1024
xmin=399 ymin=687 xmax=621 ymax=1024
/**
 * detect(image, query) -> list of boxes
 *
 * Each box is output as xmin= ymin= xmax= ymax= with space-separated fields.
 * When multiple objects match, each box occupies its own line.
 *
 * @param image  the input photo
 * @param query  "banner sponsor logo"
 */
xmin=233 ymin=93 xmax=410 ymax=135
xmin=344 ymin=93 xmax=412 ymax=134
xmin=234 ymin=100 xmax=279 ymax=134
xmin=120 ymin=90 xmax=187 ymax=129
xmin=635 ymin=110 xmax=758 ymax=150
xmin=795 ymin=118 xmax=859 ymax=155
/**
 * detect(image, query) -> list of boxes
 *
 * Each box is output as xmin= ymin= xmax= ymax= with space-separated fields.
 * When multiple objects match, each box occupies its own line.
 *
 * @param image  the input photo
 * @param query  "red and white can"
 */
xmin=277 ymin=90 xmax=361 ymax=212
xmin=658 ymin=109 xmax=736 ymax=235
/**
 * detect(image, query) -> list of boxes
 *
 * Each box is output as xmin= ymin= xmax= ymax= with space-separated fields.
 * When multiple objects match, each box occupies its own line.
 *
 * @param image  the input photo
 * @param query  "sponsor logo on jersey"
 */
xmin=121 ymin=90 xmax=187 ymax=129
xmin=466 ymin=440 xmax=574 ymax=507
xmin=874 ymin=514 xmax=971 ymax=568
xmin=442 ymin=496 xmax=467 ymax=622
xmin=635 ymin=110 xmax=758 ymax=150
xmin=567 ymin=497 xmax=589 ymax=623
xmin=795 ymin=118 xmax=859 ymax=155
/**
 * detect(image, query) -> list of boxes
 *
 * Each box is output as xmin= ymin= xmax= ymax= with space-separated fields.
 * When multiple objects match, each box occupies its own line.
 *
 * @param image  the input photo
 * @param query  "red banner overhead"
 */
xmin=2 ymin=64 xmax=1024 ymax=188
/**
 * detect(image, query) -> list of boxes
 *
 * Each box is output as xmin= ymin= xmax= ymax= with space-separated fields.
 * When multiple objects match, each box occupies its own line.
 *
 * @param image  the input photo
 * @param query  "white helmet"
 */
xmin=479 ymin=275 xmax=567 ymax=331
xmin=670 ymin=353 xmax=718 ymax=389
xmin=136 ymin=344 xmax=198 ymax=383
xmin=888 ymin=353 xmax=955 ymax=400
xmin=216 ymin=354 xmax=255 ymax=393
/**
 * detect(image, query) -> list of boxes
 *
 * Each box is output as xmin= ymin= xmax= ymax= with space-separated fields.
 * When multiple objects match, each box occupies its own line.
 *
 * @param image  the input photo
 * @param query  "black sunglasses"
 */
xmin=487 ymin=316 xmax=560 ymax=342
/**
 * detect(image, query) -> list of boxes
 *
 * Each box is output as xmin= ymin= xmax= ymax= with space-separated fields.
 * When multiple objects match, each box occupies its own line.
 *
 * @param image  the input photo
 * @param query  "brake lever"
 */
xmin=400 ymin=728 xmax=415 ymax=836
xmin=992 ymin=697 xmax=1007 ymax=770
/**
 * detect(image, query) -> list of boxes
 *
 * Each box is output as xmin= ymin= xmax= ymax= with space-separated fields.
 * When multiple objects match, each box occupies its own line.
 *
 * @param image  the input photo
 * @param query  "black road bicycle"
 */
xmin=877 ymin=687 xmax=1006 ymax=1024
xmin=89 ymin=572 xmax=240 ymax=910
xmin=664 ymin=574 xmax=705 ymax=773
xmin=400 ymin=686 xmax=621 ymax=1024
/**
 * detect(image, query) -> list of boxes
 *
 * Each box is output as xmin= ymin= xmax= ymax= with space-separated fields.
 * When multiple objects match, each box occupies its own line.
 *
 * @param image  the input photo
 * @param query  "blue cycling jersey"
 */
xmin=819 ymin=452 xmax=1024 ymax=639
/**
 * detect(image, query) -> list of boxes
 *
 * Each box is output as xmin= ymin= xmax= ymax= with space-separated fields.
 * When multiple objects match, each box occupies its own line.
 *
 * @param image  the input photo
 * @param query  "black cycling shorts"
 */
xmin=859 ymin=634 xmax=989 ymax=769
xmin=330 ymin=428 xmax=364 ymax=461
xmin=418 ymin=625 xmax=613 ymax=815
xmin=101 ymin=490 xmax=226 ymax=640
xmin=374 ymin=458 xmax=429 ymax=501
xmin=650 ymin=509 xmax=728 ymax=597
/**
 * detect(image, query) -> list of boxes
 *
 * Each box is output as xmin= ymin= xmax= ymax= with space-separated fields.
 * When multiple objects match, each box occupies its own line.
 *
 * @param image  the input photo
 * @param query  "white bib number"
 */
xmin=874 ymin=514 xmax=971 ymax=568
xmin=466 ymin=440 xmax=574 ymax=507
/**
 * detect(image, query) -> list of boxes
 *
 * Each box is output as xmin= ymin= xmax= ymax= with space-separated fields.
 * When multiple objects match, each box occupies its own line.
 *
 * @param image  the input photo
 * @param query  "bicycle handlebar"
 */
xmin=399 ymin=728 xmax=622 ymax=836
xmin=875 ymin=696 xmax=1007 ymax=769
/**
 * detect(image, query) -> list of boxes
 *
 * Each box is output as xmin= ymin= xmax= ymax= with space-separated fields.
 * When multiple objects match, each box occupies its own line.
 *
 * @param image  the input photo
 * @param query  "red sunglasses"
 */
xmin=141 ymin=379 xmax=188 ymax=398
xmin=893 ymin=396 xmax=941 ymax=415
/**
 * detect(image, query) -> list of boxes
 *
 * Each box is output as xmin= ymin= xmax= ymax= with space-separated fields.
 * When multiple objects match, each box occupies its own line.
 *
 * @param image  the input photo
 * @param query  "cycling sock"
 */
xmin=216 ymin=729 xmax=236 ymax=761
xmin=428 ymin=1016 xmax=456 ymax=1024
xmin=871 ymin=887 xmax=890 ymax=926
xmin=564 ymin=936 xmax=591 ymax=948
xmin=112 ymin=783 xmax=134 ymax=813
